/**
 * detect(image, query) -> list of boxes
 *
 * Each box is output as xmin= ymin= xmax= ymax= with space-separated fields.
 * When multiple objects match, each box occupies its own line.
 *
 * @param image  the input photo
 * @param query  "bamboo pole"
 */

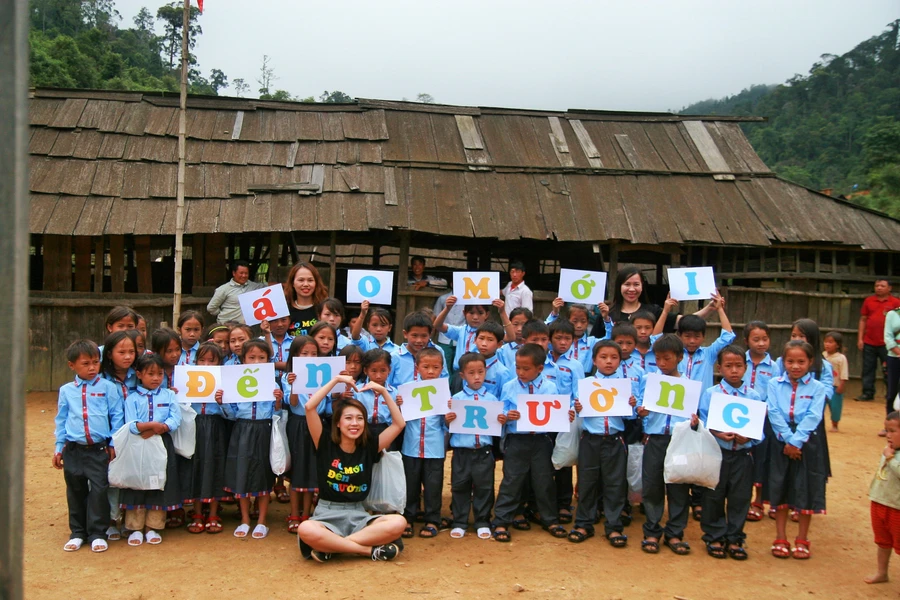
xmin=172 ymin=0 xmax=189 ymax=323
xmin=328 ymin=231 xmax=337 ymax=297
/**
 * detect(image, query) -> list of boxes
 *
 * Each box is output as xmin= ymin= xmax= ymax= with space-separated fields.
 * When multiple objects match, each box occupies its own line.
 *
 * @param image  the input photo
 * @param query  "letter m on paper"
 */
xmin=463 ymin=277 xmax=490 ymax=300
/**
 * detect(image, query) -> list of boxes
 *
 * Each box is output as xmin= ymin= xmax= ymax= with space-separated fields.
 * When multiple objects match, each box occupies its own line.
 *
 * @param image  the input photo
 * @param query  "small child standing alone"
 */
xmin=867 ymin=411 xmax=900 ymax=585
xmin=823 ymin=331 xmax=849 ymax=433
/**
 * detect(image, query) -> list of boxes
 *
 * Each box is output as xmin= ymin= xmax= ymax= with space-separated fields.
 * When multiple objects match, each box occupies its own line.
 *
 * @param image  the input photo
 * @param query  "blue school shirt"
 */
xmin=578 ymin=367 xmax=638 ymax=436
xmin=449 ymin=384 xmax=500 ymax=449
xmin=224 ymin=354 xmax=242 ymax=366
xmin=352 ymin=337 xmax=398 ymax=354
xmin=125 ymin=386 xmax=181 ymax=435
xmin=500 ymin=373 xmax=559 ymax=435
xmin=336 ymin=333 xmax=352 ymax=351
xmin=444 ymin=323 xmax=479 ymax=371
xmin=54 ymin=376 xmax=125 ymax=453
xmin=388 ymin=343 xmax=449 ymax=388
xmin=102 ymin=369 xmax=137 ymax=407
xmin=621 ymin=358 xmax=645 ymax=383
xmin=545 ymin=352 xmax=584 ymax=403
xmin=765 ymin=373 xmax=826 ymax=450
xmin=698 ymin=381 xmax=763 ymax=451
xmin=355 ymin=378 xmax=399 ymax=425
xmin=773 ymin=357 xmax=834 ymax=400
xmin=222 ymin=396 xmax=275 ymax=421
xmin=743 ymin=351 xmax=776 ymax=401
xmin=265 ymin=333 xmax=294 ymax=368
xmin=638 ymin=372 xmax=691 ymax=436
xmin=401 ymin=388 xmax=447 ymax=459
xmin=483 ymin=355 xmax=514 ymax=399
xmin=278 ymin=372 xmax=328 ymax=417
xmin=497 ymin=341 xmax=521 ymax=370
xmin=159 ymin=369 xmax=176 ymax=391
xmin=680 ymin=329 xmax=737 ymax=390
xmin=178 ymin=342 xmax=200 ymax=366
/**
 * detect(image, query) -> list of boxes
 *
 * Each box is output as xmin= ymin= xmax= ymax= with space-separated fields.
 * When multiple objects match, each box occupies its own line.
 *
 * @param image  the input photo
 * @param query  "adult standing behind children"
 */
xmin=857 ymin=280 xmax=900 ymax=402
xmin=591 ymin=266 xmax=679 ymax=338
xmin=501 ymin=261 xmax=533 ymax=317
xmin=408 ymin=256 xmax=448 ymax=290
xmin=206 ymin=261 xmax=267 ymax=325
xmin=284 ymin=261 xmax=328 ymax=338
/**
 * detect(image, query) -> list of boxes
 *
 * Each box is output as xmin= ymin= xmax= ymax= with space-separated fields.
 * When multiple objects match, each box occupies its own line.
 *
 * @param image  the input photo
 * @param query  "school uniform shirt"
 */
xmin=638 ymin=372 xmax=690 ymax=436
xmin=773 ymin=356 xmax=834 ymax=399
xmin=158 ymin=369 xmax=176 ymax=391
xmin=178 ymin=342 xmax=200 ymax=366
xmin=566 ymin=330 xmax=609 ymax=374
xmin=679 ymin=328 xmax=737 ymax=390
xmin=222 ymin=395 xmax=276 ymax=421
xmin=224 ymin=354 xmax=242 ymax=366
xmin=501 ymin=281 xmax=533 ymax=316
xmin=544 ymin=352 xmax=584 ymax=403
xmin=125 ymin=386 xmax=182 ymax=435
xmin=387 ymin=343 xmax=449 ymax=388
xmin=483 ymin=355 xmax=514 ymax=399
xmin=278 ymin=372 xmax=326 ymax=417
xmin=401 ymin=412 xmax=447 ymax=459
xmin=351 ymin=336 xmax=398 ymax=354
xmin=579 ymin=368 xmax=638 ymax=436
xmin=355 ymin=379 xmax=399 ymax=425
xmin=444 ymin=323 xmax=480 ymax=371
xmin=449 ymin=384 xmax=500 ymax=449
xmin=54 ymin=375 xmax=125 ymax=453
xmin=765 ymin=373 xmax=826 ymax=450
xmin=497 ymin=341 xmax=521 ymax=370
xmin=629 ymin=348 xmax=657 ymax=373
xmin=265 ymin=334 xmax=294 ymax=374
xmin=500 ymin=373 xmax=559 ymax=435
xmin=698 ymin=381 xmax=763 ymax=451
xmin=336 ymin=333 xmax=352 ymax=351
xmin=743 ymin=351 xmax=776 ymax=401
xmin=102 ymin=368 xmax=137 ymax=407
xmin=620 ymin=358 xmax=645 ymax=384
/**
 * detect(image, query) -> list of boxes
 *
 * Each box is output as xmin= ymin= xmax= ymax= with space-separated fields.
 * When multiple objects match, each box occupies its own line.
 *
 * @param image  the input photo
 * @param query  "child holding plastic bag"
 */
xmin=119 ymin=353 xmax=182 ymax=547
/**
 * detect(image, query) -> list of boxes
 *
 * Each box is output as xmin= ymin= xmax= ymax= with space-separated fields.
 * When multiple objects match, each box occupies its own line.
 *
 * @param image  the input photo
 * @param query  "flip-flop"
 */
xmin=145 ymin=530 xmax=162 ymax=545
xmin=450 ymin=527 xmax=466 ymax=539
xmin=91 ymin=539 xmax=109 ymax=553
xmin=63 ymin=537 xmax=84 ymax=552
xmin=477 ymin=527 xmax=492 ymax=540
xmin=252 ymin=524 xmax=269 ymax=539
xmin=106 ymin=526 xmax=121 ymax=541
xmin=234 ymin=523 xmax=251 ymax=538
xmin=127 ymin=531 xmax=143 ymax=547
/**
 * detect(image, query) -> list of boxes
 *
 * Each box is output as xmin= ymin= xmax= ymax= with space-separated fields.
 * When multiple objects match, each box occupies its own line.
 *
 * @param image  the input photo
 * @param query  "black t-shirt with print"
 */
xmin=316 ymin=428 xmax=380 ymax=503
xmin=288 ymin=305 xmax=317 ymax=338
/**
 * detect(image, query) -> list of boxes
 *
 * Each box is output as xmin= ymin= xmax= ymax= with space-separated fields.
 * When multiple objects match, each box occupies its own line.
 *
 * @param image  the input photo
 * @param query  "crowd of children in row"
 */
xmin=52 ymin=284 xmax=898 ymax=581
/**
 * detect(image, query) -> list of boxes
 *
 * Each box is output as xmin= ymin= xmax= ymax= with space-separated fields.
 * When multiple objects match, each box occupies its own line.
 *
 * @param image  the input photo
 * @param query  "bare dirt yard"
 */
xmin=22 ymin=382 xmax=900 ymax=599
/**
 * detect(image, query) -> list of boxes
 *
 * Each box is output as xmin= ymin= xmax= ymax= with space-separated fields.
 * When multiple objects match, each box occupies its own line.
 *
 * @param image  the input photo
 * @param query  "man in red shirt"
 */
xmin=857 ymin=280 xmax=900 ymax=400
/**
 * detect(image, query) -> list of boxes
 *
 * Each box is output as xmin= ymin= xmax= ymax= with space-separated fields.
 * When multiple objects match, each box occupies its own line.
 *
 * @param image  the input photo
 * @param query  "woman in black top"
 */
xmin=297 ymin=375 xmax=406 ymax=562
xmin=284 ymin=261 xmax=328 ymax=337
xmin=590 ymin=266 xmax=678 ymax=337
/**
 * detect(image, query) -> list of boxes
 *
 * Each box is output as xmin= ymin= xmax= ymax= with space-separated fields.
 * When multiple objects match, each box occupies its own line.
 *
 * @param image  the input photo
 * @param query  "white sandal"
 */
xmin=450 ymin=527 xmax=466 ymax=539
xmin=106 ymin=526 xmax=121 ymax=541
xmin=234 ymin=523 xmax=250 ymax=538
xmin=145 ymin=530 xmax=162 ymax=545
xmin=127 ymin=531 xmax=144 ymax=546
xmin=63 ymin=537 xmax=84 ymax=552
xmin=251 ymin=524 xmax=269 ymax=539
xmin=477 ymin=527 xmax=492 ymax=540
xmin=91 ymin=539 xmax=109 ymax=553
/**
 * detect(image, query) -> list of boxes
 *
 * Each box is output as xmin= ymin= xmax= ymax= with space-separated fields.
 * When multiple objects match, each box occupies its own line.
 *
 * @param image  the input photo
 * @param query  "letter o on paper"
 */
xmin=358 ymin=276 xmax=381 ymax=298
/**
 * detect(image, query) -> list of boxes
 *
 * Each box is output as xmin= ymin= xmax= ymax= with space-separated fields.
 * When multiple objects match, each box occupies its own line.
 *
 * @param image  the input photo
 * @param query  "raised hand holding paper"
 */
xmin=399 ymin=378 xmax=451 ymax=420
xmin=346 ymin=270 xmax=394 ymax=305
xmin=238 ymin=284 xmax=291 ymax=326
xmin=667 ymin=266 xmax=716 ymax=301
xmin=448 ymin=399 xmax=503 ymax=437
xmin=558 ymin=268 xmax=607 ymax=305
xmin=291 ymin=357 xmax=346 ymax=394
xmin=516 ymin=394 xmax=571 ymax=433
xmin=220 ymin=363 xmax=276 ymax=403
xmin=643 ymin=373 xmax=702 ymax=418
xmin=577 ymin=378 xmax=632 ymax=418
xmin=452 ymin=272 xmax=499 ymax=306
xmin=174 ymin=365 xmax=221 ymax=403
xmin=706 ymin=393 xmax=767 ymax=441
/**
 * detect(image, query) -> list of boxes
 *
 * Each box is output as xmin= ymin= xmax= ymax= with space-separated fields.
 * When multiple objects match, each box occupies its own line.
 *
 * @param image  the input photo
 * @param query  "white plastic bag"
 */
xmin=664 ymin=421 xmax=722 ymax=489
xmin=270 ymin=410 xmax=291 ymax=476
xmin=364 ymin=450 xmax=406 ymax=513
xmin=171 ymin=403 xmax=197 ymax=459
xmin=108 ymin=423 xmax=168 ymax=490
xmin=627 ymin=442 xmax=644 ymax=504
xmin=894 ymin=393 xmax=899 ymax=412
xmin=552 ymin=417 xmax=582 ymax=469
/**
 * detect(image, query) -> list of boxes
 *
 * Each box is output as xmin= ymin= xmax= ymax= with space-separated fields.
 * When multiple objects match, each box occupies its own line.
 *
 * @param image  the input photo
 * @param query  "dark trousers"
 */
xmin=700 ymin=448 xmax=754 ymax=544
xmin=887 ymin=356 xmax=900 ymax=416
xmin=402 ymin=456 xmax=444 ymax=525
xmin=493 ymin=435 xmax=558 ymax=528
xmin=642 ymin=434 xmax=690 ymax=540
xmin=63 ymin=442 xmax=110 ymax=542
xmin=862 ymin=344 xmax=888 ymax=398
xmin=575 ymin=433 xmax=627 ymax=535
xmin=690 ymin=485 xmax=705 ymax=508
xmin=556 ymin=466 xmax=574 ymax=510
xmin=450 ymin=446 xmax=495 ymax=529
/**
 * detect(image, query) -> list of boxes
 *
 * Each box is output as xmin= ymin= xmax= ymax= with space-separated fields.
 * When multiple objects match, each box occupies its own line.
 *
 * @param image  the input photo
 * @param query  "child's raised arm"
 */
xmin=433 ymin=295 xmax=457 ymax=334
xmin=715 ymin=294 xmax=732 ymax=332
xmin=351 ymin=301 xmax=369 ymax=341
xmin=653 ymin=295 xmax=678 ymax=335
xmin=359 ymin=382 xmax=405 ymax=452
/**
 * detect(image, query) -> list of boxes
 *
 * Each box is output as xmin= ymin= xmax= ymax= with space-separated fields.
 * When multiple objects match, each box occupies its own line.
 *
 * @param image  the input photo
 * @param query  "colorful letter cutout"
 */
xmin=576 ymin=378 xmax=633 ymax=418
xmin=667 ymin=266 xmax=716 ymax=301
xmin=291 ymin=357 xmax=346 ymax=394
xmin=452 ymin=272 xmax=500 ymax=306
xmin=642 ymin=373 xmax=702 ymax=418
xmin=448 ymin=399 xmax=504 ymax=437
xmin=399 ymin=378 xmax=451 ymax=421
xmin=706 ymin=393 xmax=767 ymax=441
xmin=346 ymin=270 xmax=394 ymax=305
xmin=516 ymin=394 xmax=571 ymax=433
xmin=238 ymin=284 xmax=291 ymax=326
xmin=558 ymin=268 xmax=607 ymax=305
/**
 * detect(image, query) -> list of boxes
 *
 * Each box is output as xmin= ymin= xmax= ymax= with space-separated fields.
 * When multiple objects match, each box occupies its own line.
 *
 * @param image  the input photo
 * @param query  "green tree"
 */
xmin=232 ymin=77 xmax=249 ymax=97
xmin=156 ymin=1 xmax=202 ymax=69
xmin=319 ymin=90 xmax=353 ymax=103
xmin=209 ymin=68 xmax=227 ymax=94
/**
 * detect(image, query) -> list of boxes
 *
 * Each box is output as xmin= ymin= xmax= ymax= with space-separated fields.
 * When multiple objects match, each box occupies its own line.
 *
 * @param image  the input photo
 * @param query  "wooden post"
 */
xmin=172 ymin=0 xmax=190 ymax=323
xmin=74 ymin=237 xmax=92 ymax=291
xmin=394 ymin=230 xmax=410 ymax=342
xmin=268 ymin=232 xmax=280 ymax=283
xmin=135 ymin=235 xmax=152 ymax=293
xmin=0 ymin=0 xmax=30 ymax=592
xmin=192 ymin=234 xmax=205 ymax=289
xmin=205 ymin=233 xmax=227 ymax=285
xmin=93 ymin=236 xmax=105 ymax=292
xmin=372 ymin=244 xmax=381 ymax=267
xmin=607 ymin=242 xmax=619 ymax=300
xmin=328 ymin=231 xmax=337 ymax=297
xmin=110 ymin=235 xmax=125 ymax=293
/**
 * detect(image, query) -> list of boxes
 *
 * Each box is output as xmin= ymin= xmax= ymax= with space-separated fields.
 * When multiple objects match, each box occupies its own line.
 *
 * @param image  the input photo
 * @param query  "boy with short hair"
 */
xmin=53 ymin=340 xmax=125 ymax=553
xmin=261 ymin=315 xmax=293 ymax=380
xmin=434 ymin=296 xmax=508 ymax=372
xmin=389 ymin=312 xmax=449 ymax=388
xmin=545 ymin=302 xmax=613 ymax=374
xmin=498 ymin=307 xmax=533 ymax=369
xmin=501 ymin=260 xmax=533 ymax=317
xmin=446 ymin=352 xmax=506 ymax=540
xmin=866 ymin=410 xmax=900 ymax=584
xmin=474 ymin=321 xmax=514 ymax=398
xmin=631 ymin=310 xmax=659 ymax=372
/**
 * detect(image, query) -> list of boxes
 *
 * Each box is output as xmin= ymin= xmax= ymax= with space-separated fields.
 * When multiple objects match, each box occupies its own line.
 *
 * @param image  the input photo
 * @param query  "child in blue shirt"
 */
xmin=388 ymin=312 xmax=449 ymax=388
xmin=434 ymin=295 xmax=507 ymax=372
xmin=474 ymin=321 xmax=514 ymax=398
xmin=260 ymin=315 xmax=293 ymax=382
xmin=497 ymin=307 xmax=532 ymax=369
xmin=53 ymin=340 xmax=124 ymax=553
xmin=571 ymin=340 xmax=638 ymax=547
xmin=697 ymin=345 xmax=764 ymax=560
xmin=742 ymin=320 xmax=776 ymax=521
xmin=150 ymin=328 xmax=182 ymax=390
xmin=631 ymin=310 xmax=659 ymax=372
xmin=446 ymin=352 xmax=506 ymax=540
xmin=176 ymin=310 xmax=204 ymax=366
xmin=318 ymin=297 xmax=353 ymax=351
xmin=612 ymin=323 xmax=645 ymax=382
xmin=350 ymin=303 xmax=398 ymax=354
xmin=545 ymin=301 xmax=613 ymax=374
xmin=358 ymin=348 xmax=402 ymax=454
xmin=225 ymin=325 xmax=252 ymax=366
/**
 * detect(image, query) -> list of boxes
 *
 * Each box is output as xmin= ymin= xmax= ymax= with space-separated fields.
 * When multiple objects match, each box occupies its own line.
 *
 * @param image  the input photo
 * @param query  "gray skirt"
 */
xmin=299 ymin=499 xmax=381 ymax=559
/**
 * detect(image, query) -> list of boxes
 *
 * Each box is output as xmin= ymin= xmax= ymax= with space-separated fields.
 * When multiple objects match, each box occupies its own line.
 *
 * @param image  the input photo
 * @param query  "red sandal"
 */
xmin=187 ymin=514 xmax=205 ymax=534
xmin=791 ymin=538 xmax=811 ymax=559
xmin=205 ymin=515 xmax=223 ymax=534
xmin=771 ymin=538 xmax=790 ymax=559
xmin=746 ymin=503 xmax=764 ymax=522
xmin=287 ymin=515 xmax=301 ymax=534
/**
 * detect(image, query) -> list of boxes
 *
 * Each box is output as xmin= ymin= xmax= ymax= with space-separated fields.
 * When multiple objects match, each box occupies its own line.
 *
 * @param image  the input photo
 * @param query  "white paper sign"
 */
xmin=399 ymin=378 xmax=452 ymax=420
xmin=238 ymin=284 xmax=291 ymax=326
xmin=449 ymin=399 xmax=504 ymax=437
xmin=577 ymin=378 xmax=633 ymax=418
xmin=706 ymin=393 xmax=767 ymax=441
xmin=346 ymin=270 xmax=394 ymax=305
xmin=174 ymin=365 xmax=221 ymax=403
xmin=453 ymin=271 xmax=500 ymax=306
xmin=558 ymin=268 xmax=607 ymax=305
xmin=667 ymin=266 xmax=716 ymax=301
xmin=642 ymin=373 xmax=702 ymax=418
xmin=516 ymin=394 xmax=571 ymax=433
xmin=291 ymin=357 xmax=346 ymax=394
xmin=220 ymin=363 xmax=277 ymax=403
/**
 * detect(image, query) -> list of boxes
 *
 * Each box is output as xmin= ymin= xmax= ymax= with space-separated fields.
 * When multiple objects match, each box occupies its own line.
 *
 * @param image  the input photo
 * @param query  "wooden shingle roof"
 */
xmin=27 ymin=88 xmax=900 ymax=251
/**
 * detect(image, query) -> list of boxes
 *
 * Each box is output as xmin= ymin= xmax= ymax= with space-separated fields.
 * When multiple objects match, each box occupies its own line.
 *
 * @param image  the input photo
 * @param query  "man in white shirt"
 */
xmin=206 ymin=261 xmax=267 ymax=324
xmin=500 ymin=260 xmax=533 ymax=317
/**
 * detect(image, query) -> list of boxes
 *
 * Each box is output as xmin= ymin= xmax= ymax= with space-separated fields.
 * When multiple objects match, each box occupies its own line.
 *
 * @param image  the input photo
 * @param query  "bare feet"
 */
xmin=864 ymin=573 xmax=888 ymax=584
xmin=830 ymin=427 xmax=839 ymax=433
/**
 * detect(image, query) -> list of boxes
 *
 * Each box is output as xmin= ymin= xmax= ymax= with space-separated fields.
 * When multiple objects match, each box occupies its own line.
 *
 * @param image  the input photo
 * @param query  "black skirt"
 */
xmin=753 ymin=417 xmax=774 ymax=492
xmin=767 ymin=423 xmax=827 ymax=514
xmin=181 ymin=414 xmax=228 ymax=503
xmin=120 ymin=432 xmax=183 ymax=511
xmin=224 ymin=418 xmax=274 ymax=498
xmin=286 ymin=411 xmax=318 ymax=492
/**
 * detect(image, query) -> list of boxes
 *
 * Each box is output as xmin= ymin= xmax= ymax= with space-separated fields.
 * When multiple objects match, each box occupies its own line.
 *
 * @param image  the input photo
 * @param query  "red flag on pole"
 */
xmin=198 ymin=0 xmax=203 ymax=13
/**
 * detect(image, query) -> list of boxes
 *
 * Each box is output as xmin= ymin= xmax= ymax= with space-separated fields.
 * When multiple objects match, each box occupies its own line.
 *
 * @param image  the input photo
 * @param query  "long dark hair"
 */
xmin=331 ymin=397 xmax=372 ymax=449
xmin=792 ymin=318 xmax=823 ymax=379
xmin=610 ymin=266 xmax=651 ymax=313
xmin=100 ymin=331 xmax=137 ymax=379
xmin=284 ymin=261 xmax=327 ymax=307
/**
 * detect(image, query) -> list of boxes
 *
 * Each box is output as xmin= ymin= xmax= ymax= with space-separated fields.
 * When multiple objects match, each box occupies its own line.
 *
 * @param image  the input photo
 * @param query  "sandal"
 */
xmin=287 ymin=515 xmax=301 ymax=534
xmin=791 ymin=538 xmax=811 ymax=559
xmin=477 ymin=527 xmax=492 ymax=540
xmin=234 ymin=523 xmax=250 ymax=538
xmin=545 ymin=524 xmax=568 ymax=539
xmin=205 ymin=515 xmax=223 ymax=534
xmin=607 ymin=532 xmax=628 ymax=548
xmin=567 ymin=528 xmax=594 ymax=543
xmin=252 ymin=524 xmax=269 ymax=539
xmin=771 ymin=538 xmax=790 ymax=559
xmin=127 ymin=531 xmax=143 ymax=547
xmin=767 ymin=508 xmax=776 ymax=520
xmin=558 ymin=508 xmax=573 ymax=524
xmin=511 ymin=517 xmax=531 ymax=531
xmin=274 ymin=485 xmax=290 ymax=504
xmin=440 ymin=516 xmax=453 ymax=531
xmin=402 ymin=524 xmax=414 ymax=539
xmin=166 ymin=509 xmax=185 ymax=529
xmin=419 ymin=524 xmax=439 ymax=538
xmin=450 ymin=527 xmax=466 ymax=539
xmin=728 ymin=543 xmax=748 ymax=560
xmin=106 ymin=525 xmax=121 ymax=541
xmin=63 ymin=537 xmax=84 ymax=552
xmin=691 ymin=506 xmax=702 ymax=522
xmin=145 ymin=530 xmax=162 ymax=545
xmin=492 ymin=528 xmax=511 ymax=542
xmin=746 ymin=503 xmax=764 ymax=522
xmin=187 ymin=514 xmax=206 ymax=534
xmin=91 ymin=539 xmax=109 ymax=553
xmin=790 ymin=510 xmax=799 ymax=523
xmin=641 ymin=538 xmax=660 ymax=554
xmin=706 ymin=541 xmax=727 ymax=559
xmin=664 ymin=537 xmax=691 ymax=555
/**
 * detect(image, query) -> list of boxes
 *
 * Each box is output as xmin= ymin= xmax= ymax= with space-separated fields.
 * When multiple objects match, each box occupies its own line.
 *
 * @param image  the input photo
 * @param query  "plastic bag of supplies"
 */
xmin=108 ymin=423 xmax=168 ymax=490
xmin=270 ymin=409 xmax=291 ymax=476
xmin=363 ymin=450 xmax=406 ymax=513
xmin=171 ymin=403 xmax=197 ymax=459
xmin=626 ymin=442 xmax=644 ymax=503
xmin=552 ymin=417 xmax=582 ymax=469
xmin=664 ymin=420 xmax=722 ymax=489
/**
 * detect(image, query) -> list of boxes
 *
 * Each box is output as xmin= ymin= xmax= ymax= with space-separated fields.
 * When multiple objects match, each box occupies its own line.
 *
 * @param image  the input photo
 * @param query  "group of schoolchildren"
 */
xmin=52 ymin=277 xmax=900 ymax=582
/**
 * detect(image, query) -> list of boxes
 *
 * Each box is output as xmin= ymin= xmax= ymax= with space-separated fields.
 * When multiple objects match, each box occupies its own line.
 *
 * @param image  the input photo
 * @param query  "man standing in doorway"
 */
xmin=206 ymin=260 xmax=267 ymax=324
xmin=500 ymin=260 xmax=533 ymax=318
xmin=857 ymin=279 xmax=900 ymax=401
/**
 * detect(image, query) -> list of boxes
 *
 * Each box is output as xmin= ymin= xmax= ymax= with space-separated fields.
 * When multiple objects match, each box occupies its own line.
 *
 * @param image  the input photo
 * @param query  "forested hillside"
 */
xmin=682 ymin=20 xmax=900 ymax=216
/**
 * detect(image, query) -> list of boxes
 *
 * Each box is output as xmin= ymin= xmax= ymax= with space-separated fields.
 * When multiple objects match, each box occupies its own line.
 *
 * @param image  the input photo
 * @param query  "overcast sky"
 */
xmin=113 ymin=0 xmax=897 ymax=112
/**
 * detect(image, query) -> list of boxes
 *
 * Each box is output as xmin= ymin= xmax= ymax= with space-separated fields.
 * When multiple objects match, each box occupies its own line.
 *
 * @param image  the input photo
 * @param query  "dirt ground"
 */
xmin=22 ymin=381 xmax=900 ymax=599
